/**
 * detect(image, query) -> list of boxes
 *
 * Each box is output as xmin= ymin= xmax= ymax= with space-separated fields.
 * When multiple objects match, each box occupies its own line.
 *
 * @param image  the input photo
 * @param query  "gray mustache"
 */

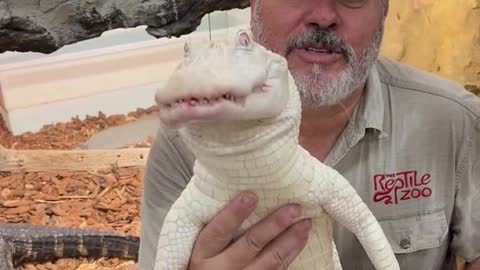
xmin=286 ymin=29 xmax=354 ymax=63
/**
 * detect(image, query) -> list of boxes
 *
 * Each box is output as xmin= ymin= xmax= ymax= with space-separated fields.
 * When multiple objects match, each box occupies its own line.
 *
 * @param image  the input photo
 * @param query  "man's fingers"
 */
xmin=247 ymin=218 xmax=312 ymax=270
xmin=222 ymin=204 xmax=304 ymax=268
xmin=192 ymin=192 xmax=258 ymax=259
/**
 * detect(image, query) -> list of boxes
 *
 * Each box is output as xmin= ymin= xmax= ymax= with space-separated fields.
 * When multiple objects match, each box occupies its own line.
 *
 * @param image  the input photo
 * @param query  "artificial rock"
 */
xmin=381 ymin=0 xmax=480 ymax=86
xmin=0 ymin=0 xmax=249 ymax=54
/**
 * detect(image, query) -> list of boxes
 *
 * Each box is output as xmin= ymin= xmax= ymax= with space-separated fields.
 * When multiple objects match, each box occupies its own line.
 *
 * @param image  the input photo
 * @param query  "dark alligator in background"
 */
xmin=0 ymin=224 xmax=139 ymax=270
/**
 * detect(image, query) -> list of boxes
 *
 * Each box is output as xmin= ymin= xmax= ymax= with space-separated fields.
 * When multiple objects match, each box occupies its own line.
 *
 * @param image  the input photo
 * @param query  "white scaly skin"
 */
xmin=153 ymin=29 xmax=400 ymax=270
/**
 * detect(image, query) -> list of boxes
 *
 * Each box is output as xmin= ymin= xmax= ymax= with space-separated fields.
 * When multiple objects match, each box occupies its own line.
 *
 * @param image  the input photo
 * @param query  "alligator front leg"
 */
xmin=0 ymin=237 xmax=15 ymax=270
xmin=331 ymin=241 xmax=342 ymax=270
xmin=309 ymin=162 xmax=400 ymax=270
xmin=153 ymin=191 xmax=204 ymax=270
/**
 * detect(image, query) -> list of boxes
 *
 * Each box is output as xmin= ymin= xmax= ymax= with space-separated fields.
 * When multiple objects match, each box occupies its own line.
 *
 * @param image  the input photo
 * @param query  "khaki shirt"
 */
xmin=138 ymin=57 xmax=480 ymax=270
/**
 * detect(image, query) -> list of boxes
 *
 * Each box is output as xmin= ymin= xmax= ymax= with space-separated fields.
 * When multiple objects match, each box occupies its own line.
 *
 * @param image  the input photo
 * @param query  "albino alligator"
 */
xmin=153 ymin=29 xmax=400 ymax=270
xmin=0 ymin=224 xmax=139 ymax=269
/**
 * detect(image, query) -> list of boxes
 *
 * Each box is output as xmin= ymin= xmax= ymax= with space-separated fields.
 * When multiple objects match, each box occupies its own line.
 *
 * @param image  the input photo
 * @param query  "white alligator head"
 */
xmin=154 ymin=29 xmax=300 ymax=158
xmin=155 ymin=29 xmax=292 ymax=128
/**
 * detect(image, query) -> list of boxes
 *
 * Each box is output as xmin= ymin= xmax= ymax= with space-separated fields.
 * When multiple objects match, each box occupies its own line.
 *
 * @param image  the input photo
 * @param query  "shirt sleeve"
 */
xmin=138 ymin=127 xmax=195 ymax=269
xmin=451 ymin=109 xmax=480 ymax=262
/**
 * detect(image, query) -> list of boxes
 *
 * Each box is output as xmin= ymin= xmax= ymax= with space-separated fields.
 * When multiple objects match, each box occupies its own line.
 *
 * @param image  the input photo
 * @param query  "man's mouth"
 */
xmin=304 ymin=47 xmax=342 ymax=54
xmin=294 ymin=46 xmax=344 ymax=64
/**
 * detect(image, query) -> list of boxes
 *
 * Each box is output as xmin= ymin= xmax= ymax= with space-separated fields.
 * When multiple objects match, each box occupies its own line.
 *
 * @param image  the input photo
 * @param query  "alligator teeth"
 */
xmin=163 ymin=93 xmax=240 ymax=109
xmin=222 ymin=94 xmax=236 ymax=101
xmin=187 ymin=98 xmax=198 ymax=106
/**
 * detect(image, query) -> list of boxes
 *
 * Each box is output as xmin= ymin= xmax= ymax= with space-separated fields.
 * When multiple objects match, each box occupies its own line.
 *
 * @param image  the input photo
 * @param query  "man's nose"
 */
xmin=303 ymin=0 xmax=339 ymax=30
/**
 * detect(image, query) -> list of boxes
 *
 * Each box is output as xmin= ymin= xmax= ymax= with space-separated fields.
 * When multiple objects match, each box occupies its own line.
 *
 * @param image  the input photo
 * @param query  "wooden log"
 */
xmin=0 ymin=147 xmax=150 ymax=172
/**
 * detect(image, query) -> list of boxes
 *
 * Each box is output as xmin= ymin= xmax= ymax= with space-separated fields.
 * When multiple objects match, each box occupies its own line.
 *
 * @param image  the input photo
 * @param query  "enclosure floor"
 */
xmin=0 ymin=107 xmax=158 ymax=270
xmin=80 ymin=114 xmax=159 ymax=150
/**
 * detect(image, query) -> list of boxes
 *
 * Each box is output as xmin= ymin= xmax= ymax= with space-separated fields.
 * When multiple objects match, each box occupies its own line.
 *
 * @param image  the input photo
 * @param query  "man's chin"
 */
xmin=298 ymin=89 xmax=356 ymax=108
xmin=290 ymin=67 xmax=349 ymax=87
xmin=293 ymin=68 xmax=360 ymax=108
xmin=289 ymin=66 xmax=350 ymax=87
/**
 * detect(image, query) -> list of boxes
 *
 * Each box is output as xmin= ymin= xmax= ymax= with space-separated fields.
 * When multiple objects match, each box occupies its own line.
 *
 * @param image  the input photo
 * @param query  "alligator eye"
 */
xmin=235 ymin=30 xmax=253 ymax=49
xmin=184 ymin=40 xmax=191 ymax=57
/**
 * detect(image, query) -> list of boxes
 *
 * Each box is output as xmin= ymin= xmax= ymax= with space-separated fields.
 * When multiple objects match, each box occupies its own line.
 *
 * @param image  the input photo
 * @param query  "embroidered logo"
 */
xmin=373 ymin=170 xmax=432 ymax=205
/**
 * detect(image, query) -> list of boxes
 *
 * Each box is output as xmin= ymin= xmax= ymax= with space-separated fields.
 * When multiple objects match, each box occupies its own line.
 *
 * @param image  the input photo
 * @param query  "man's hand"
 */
xmin=188 ymin=192 xmax=312 ymax=270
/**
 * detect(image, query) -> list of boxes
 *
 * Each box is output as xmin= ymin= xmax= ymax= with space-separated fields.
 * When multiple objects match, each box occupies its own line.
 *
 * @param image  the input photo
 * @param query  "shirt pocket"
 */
xmin=378 ymin=208 xmax=449 ymax=254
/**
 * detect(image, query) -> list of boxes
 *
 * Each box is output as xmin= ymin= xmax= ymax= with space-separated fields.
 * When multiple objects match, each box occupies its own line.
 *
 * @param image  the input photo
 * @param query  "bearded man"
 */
xmin=138 ymin=0 xmax=480 ymax=269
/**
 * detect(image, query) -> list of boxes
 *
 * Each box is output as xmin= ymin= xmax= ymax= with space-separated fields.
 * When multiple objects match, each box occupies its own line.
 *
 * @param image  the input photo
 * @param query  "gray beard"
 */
xmin=294 ymin=28 xmax=383 ymax=108
xmin=251 ymin=5 xmax=384 ymax=108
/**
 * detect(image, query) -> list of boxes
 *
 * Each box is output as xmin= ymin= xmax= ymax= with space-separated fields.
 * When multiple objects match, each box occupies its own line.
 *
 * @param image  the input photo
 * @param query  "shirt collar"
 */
xmin=321 ymin=62 xmax=388 ymax=166
xmin=344 ymin=62 xmax=388 ymax=147
xmin=361 ymin=62 xmax=387 ymax=137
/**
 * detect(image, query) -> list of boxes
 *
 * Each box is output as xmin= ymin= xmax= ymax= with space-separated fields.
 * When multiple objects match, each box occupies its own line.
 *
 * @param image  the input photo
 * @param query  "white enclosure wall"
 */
xmin=0 ymin=8 xmax=251 ymax=135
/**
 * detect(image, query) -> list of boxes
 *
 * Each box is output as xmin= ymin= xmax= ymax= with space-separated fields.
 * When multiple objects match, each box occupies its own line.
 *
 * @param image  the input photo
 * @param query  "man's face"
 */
xmin=250 ymin=0 xmax=387 ymax=108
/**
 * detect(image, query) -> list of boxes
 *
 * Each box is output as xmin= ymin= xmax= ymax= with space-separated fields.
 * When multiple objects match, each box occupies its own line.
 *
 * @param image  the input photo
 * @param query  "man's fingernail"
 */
xmin=241 ymin=193 xmax=257 ymax=207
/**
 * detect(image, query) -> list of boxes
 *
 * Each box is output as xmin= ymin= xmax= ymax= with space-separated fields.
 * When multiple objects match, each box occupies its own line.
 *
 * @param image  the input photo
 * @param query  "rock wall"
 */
xmin=381 ymin=0 xmax=480 ymax=86
xmin=0 ymin=0 xmax=249 ymax=54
